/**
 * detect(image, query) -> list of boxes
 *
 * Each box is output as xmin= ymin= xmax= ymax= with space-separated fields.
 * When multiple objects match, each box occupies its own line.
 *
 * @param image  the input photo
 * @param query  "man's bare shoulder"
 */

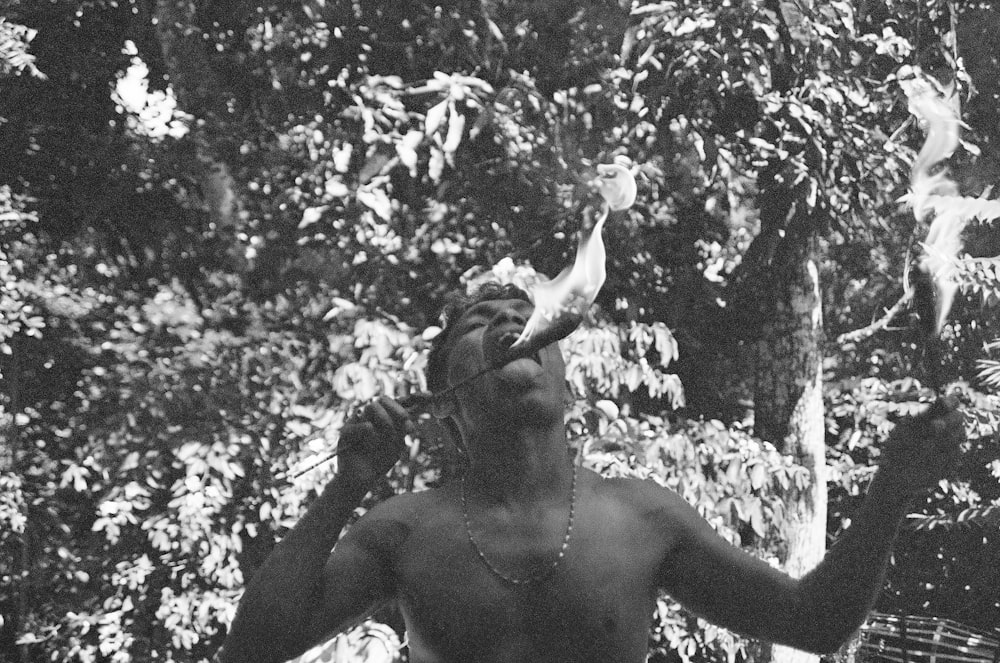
xmin=347 ymin=484 xmax=458 ymax=535
xmin=365 ymin=483 xmax=456 ymax=514
xmin=591 ymin=471 xmax=689 ymax=506
xmin=330 ymin=486 xmax=458 ymax=569
xmin=588 ymin=471 xmax=705 ymax=532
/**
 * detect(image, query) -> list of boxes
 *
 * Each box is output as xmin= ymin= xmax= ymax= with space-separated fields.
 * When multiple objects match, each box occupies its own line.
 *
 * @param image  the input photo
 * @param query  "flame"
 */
xmin=511 ymin=162 xmax=637 ymax=350
xmin=594 ymin=161 xmax=638 ymax=211
xmin=898 ymin=65 xmax=964 ymax=335
xmin=898 ymin=65 xmax=961 ymax=222
xmin=511 ymin=208 xmax=609 ymax=349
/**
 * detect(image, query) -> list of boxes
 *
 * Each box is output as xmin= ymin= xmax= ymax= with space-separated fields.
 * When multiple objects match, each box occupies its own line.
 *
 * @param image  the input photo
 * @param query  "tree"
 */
xmin=2 ymin=0 xmax=1000 ymax=662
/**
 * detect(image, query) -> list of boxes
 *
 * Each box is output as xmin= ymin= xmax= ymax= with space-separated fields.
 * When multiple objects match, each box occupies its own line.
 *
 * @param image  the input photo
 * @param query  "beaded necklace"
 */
xmin=461 ymin=462 xmax=578 ymax=586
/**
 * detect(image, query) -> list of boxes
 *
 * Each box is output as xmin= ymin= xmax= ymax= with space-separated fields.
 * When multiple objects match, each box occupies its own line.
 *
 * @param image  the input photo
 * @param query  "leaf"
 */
xmin=752 ymin=20 xmax=780 ymax=42
xmin=298 ymin=205 xmax=327 ymax=229
xmin=486 ymin=18 xmax=504 ymax=41
xmin=425 ymin=98 xmax=449 ymax=135
xmin=746 ymin=497 xmax=767 ymax=538
xmin=358 ymin=150 xmax=392 ymax=184
xmin=395 ymin=130 xmax=424 ymax=177
xmin=60 ymin=463 xmax=90 ymax=491
xmin=651 ymin=323 xmax=678 ymax=367
xmin=332 ymin=363 xmax=378 ymax=401
xmin=356 ymin=187 xmax=393 ymax=221
xmin=325 ymin=178 xmax=349 ymax=197
xmin=332 ymin=143 xmax=353 ymax=173
xmin=748 ymin=461 xmax=768 ymax=491
xmin=428 ymin=146 xmax=445 ymax=183
xmin=442 ymin=107 xmax=465 ymax=156
xmin=594 ymin=399 xmax=620 ymax=419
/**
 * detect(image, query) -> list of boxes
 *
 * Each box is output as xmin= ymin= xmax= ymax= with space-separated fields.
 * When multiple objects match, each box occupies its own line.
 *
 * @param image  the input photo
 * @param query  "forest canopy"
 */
xmin=2 ymin=0 xmax=1000 ymax=661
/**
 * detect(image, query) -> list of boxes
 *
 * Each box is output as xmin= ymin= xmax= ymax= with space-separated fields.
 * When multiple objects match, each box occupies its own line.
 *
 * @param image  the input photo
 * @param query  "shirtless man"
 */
xmin=220 ymin=282 xmax=965 ymax=663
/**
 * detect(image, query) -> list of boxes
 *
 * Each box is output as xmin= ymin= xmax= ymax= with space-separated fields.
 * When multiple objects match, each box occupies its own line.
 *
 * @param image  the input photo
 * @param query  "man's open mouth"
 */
xmin=497 ymin=330 xmax=542 ymax=365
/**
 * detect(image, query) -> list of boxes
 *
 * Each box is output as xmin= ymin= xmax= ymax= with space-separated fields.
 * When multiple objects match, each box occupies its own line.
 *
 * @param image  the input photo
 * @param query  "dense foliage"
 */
xmin=2 ymin=0 xmax=1000 ymax=662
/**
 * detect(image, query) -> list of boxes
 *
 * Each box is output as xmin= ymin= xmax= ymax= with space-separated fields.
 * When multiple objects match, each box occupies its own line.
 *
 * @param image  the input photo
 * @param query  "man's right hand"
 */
xmin=338 ymin=396 xmax=410 ymax=489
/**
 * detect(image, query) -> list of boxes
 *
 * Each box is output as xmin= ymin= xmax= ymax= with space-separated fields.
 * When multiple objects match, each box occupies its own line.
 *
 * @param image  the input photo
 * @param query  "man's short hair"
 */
xmin=426 ymin=282 xmax=532 ymax=394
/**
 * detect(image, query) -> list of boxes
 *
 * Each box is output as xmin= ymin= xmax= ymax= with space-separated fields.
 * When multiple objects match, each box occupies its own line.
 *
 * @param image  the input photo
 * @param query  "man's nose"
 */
xmin=492 ymin=307 xmax=528 ymax=326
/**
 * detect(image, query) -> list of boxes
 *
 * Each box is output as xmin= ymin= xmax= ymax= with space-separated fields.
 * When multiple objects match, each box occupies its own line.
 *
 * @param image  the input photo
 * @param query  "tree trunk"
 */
xmin=746 ymin=232 xmax=828 ymax=663
xmin=152 ymin=0 xmax=244 ymax=254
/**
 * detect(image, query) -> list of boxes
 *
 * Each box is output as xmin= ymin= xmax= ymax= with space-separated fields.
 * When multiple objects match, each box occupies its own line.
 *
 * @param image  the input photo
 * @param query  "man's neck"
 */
xmin=463 ymin=421 xmax=574 ymax=506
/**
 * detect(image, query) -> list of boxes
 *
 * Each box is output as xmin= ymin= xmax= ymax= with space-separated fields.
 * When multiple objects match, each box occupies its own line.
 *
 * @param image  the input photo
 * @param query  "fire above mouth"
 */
xmin=508 ymin=163 xmax=635 ymax=354
xmin=485 ymin=161 xmax=637 ymax=368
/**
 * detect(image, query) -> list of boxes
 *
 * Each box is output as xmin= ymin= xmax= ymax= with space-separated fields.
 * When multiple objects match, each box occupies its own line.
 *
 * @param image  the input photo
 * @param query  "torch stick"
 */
xmin=399 ymin=311 xmax=584 ymax=413
xmin=911 ymin=263 xmax=945 ymax=393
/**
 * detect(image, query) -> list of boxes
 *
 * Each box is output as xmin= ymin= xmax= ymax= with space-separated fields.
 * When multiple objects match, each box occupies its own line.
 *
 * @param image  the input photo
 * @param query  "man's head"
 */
xmin=426 ymin=282 xmax=532 ymax=395
xmin=424 ymin=282 xmax=568 ymax=448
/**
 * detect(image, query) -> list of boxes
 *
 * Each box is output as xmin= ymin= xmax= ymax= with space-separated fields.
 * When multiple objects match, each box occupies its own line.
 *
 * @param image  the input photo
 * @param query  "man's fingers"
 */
xmin=363 ymin=400 xmax=394 ymax=435
xmin=371 ymin=397 xmax=414 ymax=445
xmin=359 ymin=398 xmax=410 ymax=457
xmin=379 ymin=396 xmax=412 ymax=430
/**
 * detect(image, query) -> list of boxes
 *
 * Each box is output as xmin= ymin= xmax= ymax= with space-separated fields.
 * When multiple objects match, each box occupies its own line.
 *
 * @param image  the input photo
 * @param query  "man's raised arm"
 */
xmin=660 ymin=397 xmax=965 ymax=654
xmin=220 ymin=397 xmax=409 ymax=663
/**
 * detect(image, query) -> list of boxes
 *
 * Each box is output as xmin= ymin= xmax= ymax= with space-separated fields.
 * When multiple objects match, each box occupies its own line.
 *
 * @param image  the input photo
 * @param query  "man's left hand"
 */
xmin=879 ymin=395 xmax=966 ymax=497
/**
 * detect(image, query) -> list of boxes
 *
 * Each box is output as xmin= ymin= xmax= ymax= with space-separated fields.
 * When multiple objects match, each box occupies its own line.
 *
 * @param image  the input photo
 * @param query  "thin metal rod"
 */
xmin=287 ymin=311 xmax=584 ymax=479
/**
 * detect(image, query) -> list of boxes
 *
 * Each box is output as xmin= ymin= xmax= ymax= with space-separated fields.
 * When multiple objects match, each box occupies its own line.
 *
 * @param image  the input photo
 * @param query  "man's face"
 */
xmin=441 ymin=297 xmax=567 ymax=426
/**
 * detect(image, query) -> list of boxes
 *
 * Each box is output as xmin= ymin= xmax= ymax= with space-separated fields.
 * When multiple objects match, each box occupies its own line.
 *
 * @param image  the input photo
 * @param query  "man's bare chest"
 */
xmin=389 ymin=493 xmax=665 ymax=662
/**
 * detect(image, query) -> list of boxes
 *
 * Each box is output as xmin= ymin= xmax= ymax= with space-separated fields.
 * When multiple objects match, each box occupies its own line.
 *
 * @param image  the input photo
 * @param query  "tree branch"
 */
xmin=836 ymin=291 xmax=911 ymax=346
